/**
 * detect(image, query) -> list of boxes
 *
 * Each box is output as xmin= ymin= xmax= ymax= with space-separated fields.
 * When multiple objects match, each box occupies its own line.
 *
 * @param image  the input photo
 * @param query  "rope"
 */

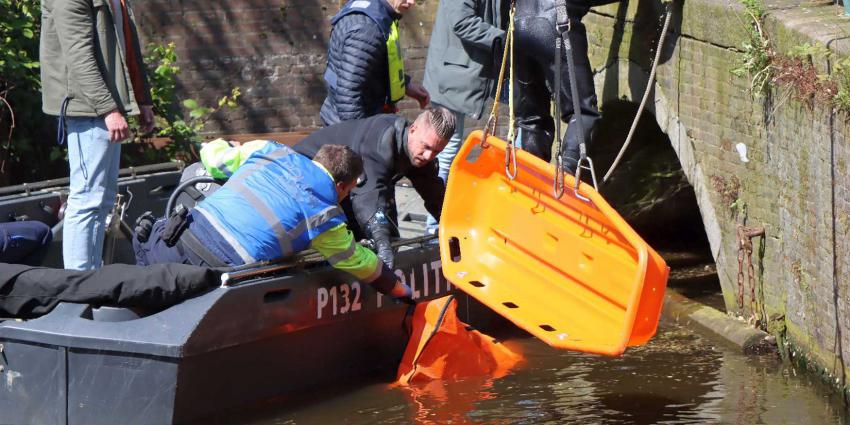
xmin=484 ymin=1 xmax=515 ymax=144
xmin=504 ymin=5 xmax=518 ymax=179
xmin=602 ymin=1 xmax=673 ymax=183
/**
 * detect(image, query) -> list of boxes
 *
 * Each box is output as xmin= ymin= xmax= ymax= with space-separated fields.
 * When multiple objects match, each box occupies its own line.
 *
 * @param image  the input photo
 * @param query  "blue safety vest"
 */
xmin=191 ymin=143 xmax=346 ymax=265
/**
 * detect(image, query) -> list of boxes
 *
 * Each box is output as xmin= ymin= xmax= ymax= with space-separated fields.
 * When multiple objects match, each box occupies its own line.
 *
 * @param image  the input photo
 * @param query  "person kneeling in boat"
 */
xmin=133 ymin=143 xmax=413 ymax=300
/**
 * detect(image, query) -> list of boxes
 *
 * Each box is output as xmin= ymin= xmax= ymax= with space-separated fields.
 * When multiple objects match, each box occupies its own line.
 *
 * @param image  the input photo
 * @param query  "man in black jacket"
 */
xmin=294 ymin=107 xmax=456 ymax=268
xmin=320 ymin=0 xmax=430 ymax=126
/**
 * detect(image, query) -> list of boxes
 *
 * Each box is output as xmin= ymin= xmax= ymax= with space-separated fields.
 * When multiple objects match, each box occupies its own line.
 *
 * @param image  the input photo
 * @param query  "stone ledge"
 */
xmin=664 ymin=290 xmax=778 ymax=354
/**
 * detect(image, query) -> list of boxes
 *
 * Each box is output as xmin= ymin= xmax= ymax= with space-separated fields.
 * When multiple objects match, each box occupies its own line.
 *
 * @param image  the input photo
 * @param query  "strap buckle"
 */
xmin=555 ymin=0 xmax=571 ymax=34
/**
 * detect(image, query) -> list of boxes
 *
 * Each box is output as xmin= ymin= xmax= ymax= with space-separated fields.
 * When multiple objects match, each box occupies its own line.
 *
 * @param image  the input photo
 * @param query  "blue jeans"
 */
xmin=426 ymin=107 xmax=465 ymax=234
xmin=63 ymin=117 xmax=121 ymax=270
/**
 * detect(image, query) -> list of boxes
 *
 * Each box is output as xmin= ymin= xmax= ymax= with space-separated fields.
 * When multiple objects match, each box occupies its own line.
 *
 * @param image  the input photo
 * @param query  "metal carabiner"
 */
xmin=552 ymin=156 xmax=565 ymax=199
xmin=573 ymin=155 xmax=598 ymax=203
xmin=482 ymin=115 xmax=497 ymax=148
xmin=505 ymin=142 xmax=518 ymax=180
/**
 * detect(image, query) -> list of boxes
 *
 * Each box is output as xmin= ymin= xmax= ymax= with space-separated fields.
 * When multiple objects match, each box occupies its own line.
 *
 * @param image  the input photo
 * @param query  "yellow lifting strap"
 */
xmin=438 ymin=131 xmax=669 ymax=356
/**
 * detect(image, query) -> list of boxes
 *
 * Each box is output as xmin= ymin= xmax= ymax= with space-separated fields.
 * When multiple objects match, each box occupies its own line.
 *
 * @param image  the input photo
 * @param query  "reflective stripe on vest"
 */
xmin=288 ymin=205 xmax=342 ymax=242
xmin=387 ymin=20 xmax=405 ymax=103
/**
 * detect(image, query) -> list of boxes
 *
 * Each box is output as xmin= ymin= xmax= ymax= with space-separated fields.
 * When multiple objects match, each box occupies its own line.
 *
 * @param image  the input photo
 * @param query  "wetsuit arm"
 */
xmin=407 ymin=163 xmax=446 ymax=221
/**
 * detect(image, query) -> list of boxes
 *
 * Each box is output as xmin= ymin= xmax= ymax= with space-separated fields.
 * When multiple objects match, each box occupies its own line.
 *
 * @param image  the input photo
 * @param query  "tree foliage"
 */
xmin=132 ymin=42 xmax=240 ymax=163
xmin=0 ymin=0 xmax=58 ymax=185
xmin=0 ymin=3 xmax=241 ymax=184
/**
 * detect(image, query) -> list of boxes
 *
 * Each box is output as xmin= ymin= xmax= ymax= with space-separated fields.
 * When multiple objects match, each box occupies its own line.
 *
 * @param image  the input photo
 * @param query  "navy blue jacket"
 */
xmin=320 ymin=0 xmax=403 ymax=126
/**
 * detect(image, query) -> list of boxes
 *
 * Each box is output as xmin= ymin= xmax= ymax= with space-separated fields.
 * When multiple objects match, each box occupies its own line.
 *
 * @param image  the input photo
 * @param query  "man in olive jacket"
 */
xmin=422 ymin=0 xmax=504 ymax=233
xmin=40 ymin=0 xmax=154 ymax=270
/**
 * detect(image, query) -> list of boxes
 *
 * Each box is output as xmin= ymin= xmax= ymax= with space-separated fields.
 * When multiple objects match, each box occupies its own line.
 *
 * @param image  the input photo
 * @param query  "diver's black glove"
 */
xmin=366 ymin=211 xmax=394 ymax=269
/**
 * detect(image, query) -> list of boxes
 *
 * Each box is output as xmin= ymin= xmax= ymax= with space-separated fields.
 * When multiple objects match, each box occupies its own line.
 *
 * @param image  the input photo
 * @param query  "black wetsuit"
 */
xmin=294 ymin=114 xmax=445 ymax=267
xmin=513 ymin=0 xmax=601 ymax=173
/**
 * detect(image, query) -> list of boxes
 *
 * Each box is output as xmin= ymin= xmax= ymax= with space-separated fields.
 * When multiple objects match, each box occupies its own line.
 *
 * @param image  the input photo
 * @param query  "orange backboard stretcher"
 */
xmin=439 ymin=131 xmax=669 ymax=356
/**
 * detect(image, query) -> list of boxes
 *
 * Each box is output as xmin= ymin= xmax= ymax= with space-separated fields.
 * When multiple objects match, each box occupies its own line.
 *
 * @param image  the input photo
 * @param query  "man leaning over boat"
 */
xmin=294 ymin=107 xmax=455 ymax=269
xmin=133 ymin=142 xmax=413 ymax=301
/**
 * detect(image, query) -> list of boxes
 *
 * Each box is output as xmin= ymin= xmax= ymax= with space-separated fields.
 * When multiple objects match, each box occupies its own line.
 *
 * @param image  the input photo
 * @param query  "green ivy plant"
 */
xmin=135 ymin=42 xmax=240 ymax=162
xmin=731 ymin=0 xmax=773 ymax=96
xmin=0 ymin=0 xmax=64 ymax=185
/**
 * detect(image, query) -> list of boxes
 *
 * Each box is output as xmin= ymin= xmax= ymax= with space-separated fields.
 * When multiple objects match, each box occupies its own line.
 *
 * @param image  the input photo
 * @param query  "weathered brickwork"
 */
xmin=132 ymin=0 xmax=482 ymax=133
xmin=588 ymin=0 xmax=850 ymax=389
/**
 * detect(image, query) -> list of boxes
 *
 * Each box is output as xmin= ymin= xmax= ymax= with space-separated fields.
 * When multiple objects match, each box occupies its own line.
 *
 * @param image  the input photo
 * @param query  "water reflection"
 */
xmin=229 ymin=316 xmax=848 ymax=425
xmin=398 ymin=378 xmax=501 ymax=424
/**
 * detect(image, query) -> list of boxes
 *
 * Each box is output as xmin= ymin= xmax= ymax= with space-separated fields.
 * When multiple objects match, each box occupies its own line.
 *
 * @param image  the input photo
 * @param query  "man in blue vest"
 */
xmin=321 ymin=0 xmax=430 ymax=126
xmin=133 ymin=143 xmax=412 ymax=300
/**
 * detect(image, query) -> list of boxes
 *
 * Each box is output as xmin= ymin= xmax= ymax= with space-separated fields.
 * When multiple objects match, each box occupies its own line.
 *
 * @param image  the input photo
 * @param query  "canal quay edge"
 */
xmin=584 ymin=0 xmax=850 ymax=400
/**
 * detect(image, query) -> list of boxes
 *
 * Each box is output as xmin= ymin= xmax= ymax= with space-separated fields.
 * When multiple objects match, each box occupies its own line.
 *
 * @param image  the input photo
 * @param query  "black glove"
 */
xmin=134 ymin=211 xmax=156 ymax=243
xmin=366 ymin=211 xmax=394 ymax=269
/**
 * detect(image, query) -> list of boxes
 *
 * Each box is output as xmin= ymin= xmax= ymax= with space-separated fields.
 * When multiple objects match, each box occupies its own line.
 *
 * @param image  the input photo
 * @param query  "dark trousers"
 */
xmin=133 ymin=219 xmax=213 ymax=267
xmin=0 ymin=221 xmax=53 ymax=265
xmin=514 ymin=0 xmax=601 ymax=172
xmin=0 ymin=262 xmax=219 ymax=318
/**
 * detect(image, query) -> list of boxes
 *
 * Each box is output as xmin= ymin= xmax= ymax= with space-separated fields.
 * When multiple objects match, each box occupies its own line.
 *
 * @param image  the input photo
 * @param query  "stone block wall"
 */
xmin=586 ymin=0 xmax=850 ymax=389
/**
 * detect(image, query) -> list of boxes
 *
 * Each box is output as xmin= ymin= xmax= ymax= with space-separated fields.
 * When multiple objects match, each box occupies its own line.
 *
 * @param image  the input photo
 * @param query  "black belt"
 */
xmin=179 ymin=230 xmax=228 ymax=268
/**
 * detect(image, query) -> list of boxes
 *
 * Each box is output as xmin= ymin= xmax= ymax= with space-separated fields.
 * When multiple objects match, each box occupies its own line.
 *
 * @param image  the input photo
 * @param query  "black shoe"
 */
xmin=134 ymin=211 xmax=156 ymax=243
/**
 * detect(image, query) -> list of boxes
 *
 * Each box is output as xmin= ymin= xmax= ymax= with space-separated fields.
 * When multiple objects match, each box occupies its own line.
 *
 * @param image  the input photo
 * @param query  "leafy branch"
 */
xmin=135 ymin=42 xmax=240 ymax=162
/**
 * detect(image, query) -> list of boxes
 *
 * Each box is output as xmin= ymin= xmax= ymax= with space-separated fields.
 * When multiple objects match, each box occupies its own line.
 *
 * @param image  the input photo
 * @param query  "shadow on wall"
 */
xmin=136 ymin=0 xmax=338 ymax=134
xmin=590 ymin=100 xmax=707 ymax=252
xmin=600 ymin=0 xmax=683 ymax=106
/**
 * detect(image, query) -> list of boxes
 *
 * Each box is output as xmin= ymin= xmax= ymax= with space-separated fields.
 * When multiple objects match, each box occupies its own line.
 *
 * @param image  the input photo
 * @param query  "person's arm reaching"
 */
xmin=407 ymin=162 xmax=446 ymax=222
xmin=310 ymin=223 xmax=408 ymax=298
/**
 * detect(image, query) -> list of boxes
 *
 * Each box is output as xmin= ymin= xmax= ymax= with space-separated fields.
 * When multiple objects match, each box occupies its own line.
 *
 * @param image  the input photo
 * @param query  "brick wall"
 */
xmin=134 ymin=0 xmax=458 ymax=133
xmin=586 ymin=0 xmax=850 ymax=393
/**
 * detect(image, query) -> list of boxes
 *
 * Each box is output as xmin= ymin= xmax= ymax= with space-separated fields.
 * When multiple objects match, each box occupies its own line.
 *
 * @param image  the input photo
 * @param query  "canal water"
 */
xmin=222 ymin=303 xmax=848 ymax=424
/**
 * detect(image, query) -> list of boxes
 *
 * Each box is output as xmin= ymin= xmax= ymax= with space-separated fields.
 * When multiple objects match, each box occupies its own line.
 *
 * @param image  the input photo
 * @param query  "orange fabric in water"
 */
xmin=396 ymin=296 xmax=521 ymax=385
